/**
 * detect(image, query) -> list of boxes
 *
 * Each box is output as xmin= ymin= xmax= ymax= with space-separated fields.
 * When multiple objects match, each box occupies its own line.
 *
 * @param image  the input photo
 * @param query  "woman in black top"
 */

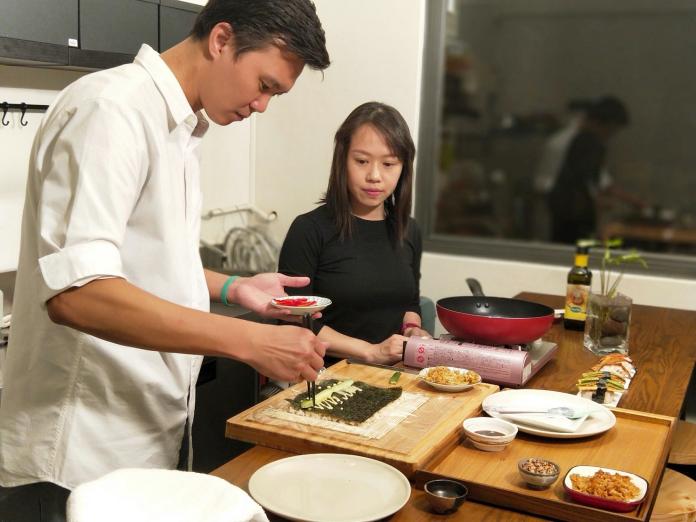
xmin=279 ymin=102 xmax=430 ymax=365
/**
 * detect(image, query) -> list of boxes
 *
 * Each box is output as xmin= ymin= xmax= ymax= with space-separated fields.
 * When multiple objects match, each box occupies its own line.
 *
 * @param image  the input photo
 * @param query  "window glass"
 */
xmin=419 ymin=0 xmax=696 ymax=273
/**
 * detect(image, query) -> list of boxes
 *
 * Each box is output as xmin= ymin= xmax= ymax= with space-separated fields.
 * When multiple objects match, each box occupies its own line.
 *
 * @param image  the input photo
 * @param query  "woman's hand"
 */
xmin=369 ymin=334 xmax=408 ymax=365
xmin=404 ymin=326 xmax=431 ymax=339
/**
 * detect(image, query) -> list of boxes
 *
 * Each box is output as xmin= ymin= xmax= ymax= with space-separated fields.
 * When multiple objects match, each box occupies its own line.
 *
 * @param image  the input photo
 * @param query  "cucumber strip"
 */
xmin=300 ymin=379 xmax=355 ymax=409
xmin=389 ymin=371 xmax=402 ymax=384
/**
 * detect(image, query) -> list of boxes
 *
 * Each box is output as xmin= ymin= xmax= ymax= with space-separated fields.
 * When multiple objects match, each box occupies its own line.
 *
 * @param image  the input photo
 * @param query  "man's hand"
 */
xmin=241 ymin=324 xmax=328 ymax=381
xmin=231 ymin=273 xmax=320 ymax=321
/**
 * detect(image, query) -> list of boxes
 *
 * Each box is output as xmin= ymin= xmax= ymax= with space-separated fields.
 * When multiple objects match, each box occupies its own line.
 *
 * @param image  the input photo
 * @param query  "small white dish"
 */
xmin=462 ymin=417 xmax=517 ymax=452
xmin=271 ymin=295 xmax=332 ymax=315
xmin=418 ymin=367 xmax=481 ymax=392
xmin=469 ymin=439 xmax=509 ymax=452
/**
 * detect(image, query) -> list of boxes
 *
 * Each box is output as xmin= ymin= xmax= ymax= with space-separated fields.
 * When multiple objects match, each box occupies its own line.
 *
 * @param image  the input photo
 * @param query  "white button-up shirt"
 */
xmin=0 ymin=45 xmax=209 ymax=489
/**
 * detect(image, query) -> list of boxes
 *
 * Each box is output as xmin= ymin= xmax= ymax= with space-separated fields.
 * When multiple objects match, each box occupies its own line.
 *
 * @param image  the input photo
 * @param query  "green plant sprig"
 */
xmin=578 ymin=239 xmax=648 ymax=297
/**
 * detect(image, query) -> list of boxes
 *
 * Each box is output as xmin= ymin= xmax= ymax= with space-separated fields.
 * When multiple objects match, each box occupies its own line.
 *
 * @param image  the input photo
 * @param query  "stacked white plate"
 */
xmin=482 ymin=389 xmax=616 ymax=439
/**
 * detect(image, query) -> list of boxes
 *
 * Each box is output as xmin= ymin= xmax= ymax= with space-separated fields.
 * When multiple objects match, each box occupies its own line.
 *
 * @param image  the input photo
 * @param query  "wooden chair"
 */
xmin=651 ymin=468 xmax=696 ymax=521
xmin=670 ymin=420 xmax=696 ymax=465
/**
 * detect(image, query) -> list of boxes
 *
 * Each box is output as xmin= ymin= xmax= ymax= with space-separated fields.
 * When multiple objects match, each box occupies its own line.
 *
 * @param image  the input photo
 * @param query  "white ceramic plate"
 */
xmin=248 ymin=453 xmax=411 ymax=522
xmin=418 ymin=367 xmax=481 ymax=392
xmin=271 ymin=296 xmax=332 ymax=315
xmin=482 ymin=389 xmax=616 ymax=439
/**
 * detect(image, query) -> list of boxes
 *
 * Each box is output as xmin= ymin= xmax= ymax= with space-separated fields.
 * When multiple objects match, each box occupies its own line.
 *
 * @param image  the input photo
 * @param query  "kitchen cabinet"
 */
xmin=0 ymin=0 xmax=78 ymax=47
xmin=80 ymin=0 xmax=158 ymax=54
xmin=1 ymin=0 xmax=201 ymax=71
xmin=0 ymin=0 xmax=77 ymax=66
xmin=70 ymin=0 xmax=159 ymax=69
xmin=159 ymin=0 xmax=201 ymax=52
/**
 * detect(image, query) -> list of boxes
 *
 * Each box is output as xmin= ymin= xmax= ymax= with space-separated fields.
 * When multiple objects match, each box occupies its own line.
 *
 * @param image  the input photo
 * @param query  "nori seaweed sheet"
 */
xmin=287 ymin=379 xmax=403 ymax=424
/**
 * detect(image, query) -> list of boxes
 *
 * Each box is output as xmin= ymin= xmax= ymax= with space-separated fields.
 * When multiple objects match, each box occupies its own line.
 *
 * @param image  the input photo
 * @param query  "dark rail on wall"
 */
xmin=1 ymin=101 xmax=49 ymax=126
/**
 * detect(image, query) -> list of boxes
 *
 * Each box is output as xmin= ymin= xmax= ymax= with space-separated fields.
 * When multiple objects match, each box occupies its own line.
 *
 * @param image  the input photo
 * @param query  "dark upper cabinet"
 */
xmin=160 ymin=0 xmax=201 ymax=52
xmin=69 ymin=0 xmax=159 ymax=69
xmin=0 ymin=0 xmax=201 ymax=71
xmin=0 ymin=0 xmax=78 ymax=66
xmin=80 ymin=0 xmax=158 ymax=55
xmin=0 ymin=0 xmax=78 ymax=46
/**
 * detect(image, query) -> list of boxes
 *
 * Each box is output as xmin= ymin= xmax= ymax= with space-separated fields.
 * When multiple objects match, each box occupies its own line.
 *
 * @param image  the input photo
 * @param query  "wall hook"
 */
xmin=1 ymin=102 xmax=9 ymax=126
xmin=19 ymin=103 xmax=28 ymax=126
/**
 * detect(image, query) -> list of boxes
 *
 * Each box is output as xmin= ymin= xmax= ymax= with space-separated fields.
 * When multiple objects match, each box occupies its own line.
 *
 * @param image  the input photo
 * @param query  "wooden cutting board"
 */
xmin=414 ymin=409 xmax=675 ymax=522
xmin=226 ymin=360 xmax=499 ymax=477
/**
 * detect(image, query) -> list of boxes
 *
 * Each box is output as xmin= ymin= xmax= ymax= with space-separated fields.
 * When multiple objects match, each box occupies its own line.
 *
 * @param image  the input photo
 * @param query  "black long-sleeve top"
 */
xmin=548 ymin=129 xmax=606 ymax=242
xmin=278 ymin=205 xmax=422 ymax=347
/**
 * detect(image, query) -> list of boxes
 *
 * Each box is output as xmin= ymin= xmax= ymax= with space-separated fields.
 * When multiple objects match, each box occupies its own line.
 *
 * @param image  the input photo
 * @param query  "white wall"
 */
xmin=0 ymin=60 xmax=252 ymax=272
xmin=253 ymin=0 xmax=426 ymax=238
xmin=0 ymin=65 xmax=85 ymax=272
xmin=249 ymin=0 xmax=696 ymax=327
xmin=198 ymin=118 xmax=254 ymax=245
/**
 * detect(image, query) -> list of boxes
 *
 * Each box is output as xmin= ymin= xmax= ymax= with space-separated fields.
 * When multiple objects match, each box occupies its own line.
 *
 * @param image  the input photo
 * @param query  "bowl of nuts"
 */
xmin=518 ymin=457 xmax=560 ymax=489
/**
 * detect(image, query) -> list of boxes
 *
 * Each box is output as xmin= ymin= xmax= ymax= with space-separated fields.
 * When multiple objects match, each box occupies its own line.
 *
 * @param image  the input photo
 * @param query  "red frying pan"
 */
xmin=436 ymin=279 xmax=555 ymax=345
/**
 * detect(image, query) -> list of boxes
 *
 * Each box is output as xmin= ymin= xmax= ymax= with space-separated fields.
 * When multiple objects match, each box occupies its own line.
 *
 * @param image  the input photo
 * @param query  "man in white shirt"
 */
xmin=0 ymin=1 xmax=330 ymax=520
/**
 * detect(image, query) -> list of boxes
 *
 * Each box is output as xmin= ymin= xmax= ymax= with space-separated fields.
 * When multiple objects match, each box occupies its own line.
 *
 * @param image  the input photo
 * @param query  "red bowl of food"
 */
xmin=563 ymin=465 xmax=648 ymax=512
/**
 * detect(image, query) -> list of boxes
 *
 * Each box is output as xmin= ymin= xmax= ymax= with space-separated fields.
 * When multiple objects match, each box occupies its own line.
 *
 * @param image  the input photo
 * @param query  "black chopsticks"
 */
xmin=307 ymin=380 xmax=316 ymax=406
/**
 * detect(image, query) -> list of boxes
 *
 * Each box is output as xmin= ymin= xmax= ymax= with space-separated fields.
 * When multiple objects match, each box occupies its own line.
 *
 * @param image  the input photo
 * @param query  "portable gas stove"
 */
xmin=403 ymin=334 xmax=557 ymax=388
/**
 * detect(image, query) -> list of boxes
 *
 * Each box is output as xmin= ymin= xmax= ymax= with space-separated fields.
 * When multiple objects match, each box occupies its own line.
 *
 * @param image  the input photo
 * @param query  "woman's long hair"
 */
xmin=321 ymin=102 xmax=415 ymax=243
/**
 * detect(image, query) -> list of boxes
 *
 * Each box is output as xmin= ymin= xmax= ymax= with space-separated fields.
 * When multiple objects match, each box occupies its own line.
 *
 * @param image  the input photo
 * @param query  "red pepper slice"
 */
xmin=275 ymin=297 xmax=317 ymax=307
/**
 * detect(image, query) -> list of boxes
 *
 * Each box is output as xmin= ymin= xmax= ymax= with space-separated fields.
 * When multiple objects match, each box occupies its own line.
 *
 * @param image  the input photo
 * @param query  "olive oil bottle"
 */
xmin=564 ymin=246 xmax=592 ymax=330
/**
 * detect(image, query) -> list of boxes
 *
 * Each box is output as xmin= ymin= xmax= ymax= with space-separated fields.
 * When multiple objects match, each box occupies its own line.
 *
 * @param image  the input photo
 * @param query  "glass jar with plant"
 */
xmin=580 ymin=239 xmax=647 ymax=355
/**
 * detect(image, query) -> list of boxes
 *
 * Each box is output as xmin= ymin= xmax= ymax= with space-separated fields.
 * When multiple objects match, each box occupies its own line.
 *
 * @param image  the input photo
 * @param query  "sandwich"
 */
xmin=577 ymin=371 xmax=626 ymax=392
xmin=591 ymin=355 xmax=635 ymax=379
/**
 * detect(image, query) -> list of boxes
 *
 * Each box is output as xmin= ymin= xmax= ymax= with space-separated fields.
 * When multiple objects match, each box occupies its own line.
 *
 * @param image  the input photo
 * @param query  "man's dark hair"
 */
xmin=566 ymin=98 xmax=593 ymax=113
xmin=588 ymin=96 xmax=630 ymax=126
xmin=190 ymin=0 xmax=330 ymax=71
xmin=322 ymin=102 xmax=416 ymax=244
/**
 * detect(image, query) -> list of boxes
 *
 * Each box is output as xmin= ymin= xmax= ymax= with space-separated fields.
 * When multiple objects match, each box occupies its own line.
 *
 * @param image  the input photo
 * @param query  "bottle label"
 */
xmin=565 ymin=284 xmax=590 ymax=320
xmin=574 ymin=254 xmax=589 ymax=268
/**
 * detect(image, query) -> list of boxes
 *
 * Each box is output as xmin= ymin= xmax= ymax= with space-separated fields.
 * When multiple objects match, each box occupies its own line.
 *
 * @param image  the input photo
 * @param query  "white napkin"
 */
xmin=67 ymin=468 xmax=269 ymax=522
xmin=498 ymin=412 xmax=589 ymax=433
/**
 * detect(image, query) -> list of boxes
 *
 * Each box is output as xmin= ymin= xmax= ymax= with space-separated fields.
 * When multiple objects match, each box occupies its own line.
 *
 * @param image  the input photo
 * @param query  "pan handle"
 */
xmin=466 ymin=278 xmax=485 ymax=297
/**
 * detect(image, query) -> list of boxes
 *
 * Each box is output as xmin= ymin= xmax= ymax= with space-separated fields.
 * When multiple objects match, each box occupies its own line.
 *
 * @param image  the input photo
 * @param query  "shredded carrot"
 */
xmin=570 ymin=470 xmax=639 ymax=501
xmin=425 ymin=367 xmax=479 ymax=385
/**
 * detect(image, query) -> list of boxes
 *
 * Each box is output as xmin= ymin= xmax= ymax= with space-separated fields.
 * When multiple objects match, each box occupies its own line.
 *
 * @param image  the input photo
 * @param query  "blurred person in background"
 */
xmin=547 ymin=96 xmax=644 ymax=244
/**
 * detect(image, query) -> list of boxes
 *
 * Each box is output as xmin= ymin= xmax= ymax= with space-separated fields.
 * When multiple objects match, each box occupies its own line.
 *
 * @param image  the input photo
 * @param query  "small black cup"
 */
xmin=424 ymin=479 xmax=469 ymax=514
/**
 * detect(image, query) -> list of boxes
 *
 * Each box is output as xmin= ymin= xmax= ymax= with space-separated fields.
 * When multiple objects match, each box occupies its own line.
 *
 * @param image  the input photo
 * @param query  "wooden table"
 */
xmin=212 ymin=293 xmax=696 ymax=521
xmin=518 ymin=292 xmax=696 ymax=418
xmin=211 ymin=446 xmax=547 ymax=521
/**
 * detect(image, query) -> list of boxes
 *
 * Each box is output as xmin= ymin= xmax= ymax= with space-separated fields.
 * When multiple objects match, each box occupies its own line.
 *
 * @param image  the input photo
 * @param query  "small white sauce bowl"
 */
xmin=462 ymin=417 xmax=518 ymax=451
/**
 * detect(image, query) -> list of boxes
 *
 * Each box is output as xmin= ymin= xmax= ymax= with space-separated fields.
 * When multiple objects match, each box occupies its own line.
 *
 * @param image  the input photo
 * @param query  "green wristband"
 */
xmin=221 ymin=275 xmax=239 ymax=306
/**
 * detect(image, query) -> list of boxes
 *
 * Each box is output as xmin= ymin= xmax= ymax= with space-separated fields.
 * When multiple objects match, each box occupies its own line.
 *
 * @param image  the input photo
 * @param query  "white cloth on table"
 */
xmin=498 ymin=412 xmax=589 ymax=433
xmin=67 ymin=468 xmax=269 ymax=522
